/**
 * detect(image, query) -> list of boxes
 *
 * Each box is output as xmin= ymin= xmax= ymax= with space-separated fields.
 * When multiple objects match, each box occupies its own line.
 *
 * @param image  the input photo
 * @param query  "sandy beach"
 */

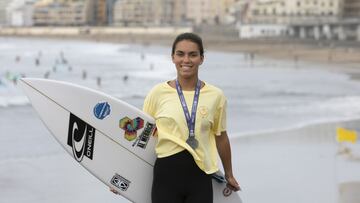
xmin=1 ymin=35 xmax=360 ymax=203
xmin=27 ymin=32 xmax=360 ymax=65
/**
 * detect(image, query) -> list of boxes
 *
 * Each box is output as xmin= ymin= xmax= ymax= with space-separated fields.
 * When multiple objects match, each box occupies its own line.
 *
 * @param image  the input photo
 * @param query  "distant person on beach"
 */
xmin=122 ymin=75 xmax=129 ymax=83
xmin=141 ymin=52 xmax=145 ymax=61
xmin=60 ymin=51 xmax=64 ymax=59
xmin=44 ymin=71 xmax=50 ymax=79
xmin=52 ymin=65 xmax=57 ymax=73
xmin=59 ymin=51 xmax=68 ymax=64
xmin=15 ymin=55 xmax=20 ymax=63
xmin=82 ymin=70 xmax=87 ymax=80
xmin=35 ymin=58 xmax=40 ymax=66
xmin=111 ymin=33 xmax=241 ymax=202
xmin=12 ymin=76 xmax=18 ymax=85
xmin=96 ymin=76 xmax=101 ymax=87
xmin=250 ymin=52 xmax=255 ymax=67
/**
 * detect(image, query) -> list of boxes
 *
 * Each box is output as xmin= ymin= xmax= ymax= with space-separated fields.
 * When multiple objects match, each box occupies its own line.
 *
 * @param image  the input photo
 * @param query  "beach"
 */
xmin=17 ymin=32 xmax=360 ymax=70
xmin=1 ymin=36 xmax=360 ymax=203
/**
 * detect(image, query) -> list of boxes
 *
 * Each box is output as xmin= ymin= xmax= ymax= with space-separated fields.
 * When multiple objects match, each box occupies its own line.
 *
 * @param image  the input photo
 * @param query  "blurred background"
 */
xmin=1 ymin=0 xmax=360 ymax=203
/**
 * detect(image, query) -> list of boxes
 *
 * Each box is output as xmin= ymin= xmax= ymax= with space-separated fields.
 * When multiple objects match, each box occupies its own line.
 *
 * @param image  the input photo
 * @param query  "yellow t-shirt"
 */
xmin=143 ymin=81 xmax=227 ymax=174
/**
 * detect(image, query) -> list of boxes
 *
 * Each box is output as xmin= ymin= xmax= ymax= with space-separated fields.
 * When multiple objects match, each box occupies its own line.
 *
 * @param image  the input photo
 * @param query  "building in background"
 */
xmin=112 ymin=0 xmax=184 ymax=26
xmin=6 ymin=0 xmax=36 ymax=27
xmin=343 ymin=0 xmax=360 ymax=18
xmin=152 ymin=0 xmax=176 ymax=26
xmin=234 ymin=0 xmax=348 ymax=39
xmin=238 ymin=0 xmax=342 ymax=24
xmin=106 ymin=0 xmax=118 ymax=25
xmin=172 ymin=0 xmax=187 ymax=26
xmin=2 ymin=0 xmax=358 ymax=41
xmin=95 ymin=0 xmax=107 ymax=25
xmin=87 ymin=0 xmax=109 ymax=25
xmin=112 ymin=0 xmax=239 ymax=26
xmin=113 ymin=0 xmax=155 ymax=26
xmin=33 ymin=0 xmax=92 ymax=26
xmin=0 ymin=0 xmax=13 ymax=26
xmin=185 ymin=0 xmax=224 ymax=25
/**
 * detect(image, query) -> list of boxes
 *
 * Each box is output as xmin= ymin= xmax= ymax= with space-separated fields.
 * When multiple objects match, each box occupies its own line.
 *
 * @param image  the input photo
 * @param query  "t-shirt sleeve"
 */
xmin=143 ymin=88 xmax=157 ymax=117
xmin=213 ymin=93 xmax=227 ymax=136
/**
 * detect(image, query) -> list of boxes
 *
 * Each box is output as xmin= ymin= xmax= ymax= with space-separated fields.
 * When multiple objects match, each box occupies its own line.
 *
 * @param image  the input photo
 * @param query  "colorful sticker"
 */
xmin=93 ymin=102 xmax=111 ymax=120
xmin=119 ymin=117 xmax=144 ymax=141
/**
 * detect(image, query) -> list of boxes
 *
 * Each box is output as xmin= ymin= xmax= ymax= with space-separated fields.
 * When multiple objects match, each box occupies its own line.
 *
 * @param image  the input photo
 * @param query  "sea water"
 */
xmin=1 ymin=37 xmax=360 ymax=135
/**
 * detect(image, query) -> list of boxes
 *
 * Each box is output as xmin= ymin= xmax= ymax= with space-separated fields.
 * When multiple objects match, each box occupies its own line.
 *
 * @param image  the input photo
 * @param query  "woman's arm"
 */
xmin=216 ymin=131 xmax=241 ymax=191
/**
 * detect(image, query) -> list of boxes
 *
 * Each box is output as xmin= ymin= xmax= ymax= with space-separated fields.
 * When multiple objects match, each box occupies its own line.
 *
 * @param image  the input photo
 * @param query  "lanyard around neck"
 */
xmin=175 ymin=79 xmax=201 ymax=138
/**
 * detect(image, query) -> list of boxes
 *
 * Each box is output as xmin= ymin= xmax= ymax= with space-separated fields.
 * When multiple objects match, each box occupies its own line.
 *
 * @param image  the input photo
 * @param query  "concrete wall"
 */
xmin=0 ymin=26 xmax=193 ymax=36
xmin=289 ymin=23 xmax=360 ymax=42
xmin=237 ymin=24 xmax=289 ymax=39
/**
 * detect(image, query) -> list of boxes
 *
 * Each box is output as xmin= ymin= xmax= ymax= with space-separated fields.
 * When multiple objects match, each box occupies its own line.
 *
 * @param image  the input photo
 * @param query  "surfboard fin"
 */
xmin=212 ymin=173 xmax=227 ymax=183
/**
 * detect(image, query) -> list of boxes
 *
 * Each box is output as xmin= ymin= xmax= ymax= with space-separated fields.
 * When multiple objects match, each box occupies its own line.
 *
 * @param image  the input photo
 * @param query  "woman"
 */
xmin=144 ymin=32 xmax=240 ymax=203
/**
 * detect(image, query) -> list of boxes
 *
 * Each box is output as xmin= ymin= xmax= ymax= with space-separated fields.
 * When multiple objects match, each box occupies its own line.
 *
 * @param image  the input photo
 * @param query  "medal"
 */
xmin=186 ymin=133 xmax=199 ymax=149
xmin=175 ymin=79 xmax=201 ymax=149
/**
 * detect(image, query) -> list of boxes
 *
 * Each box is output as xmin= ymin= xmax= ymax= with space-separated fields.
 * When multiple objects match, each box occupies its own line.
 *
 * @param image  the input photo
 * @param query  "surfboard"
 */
xmin=19 ymin=78 xmax=242 ymax=203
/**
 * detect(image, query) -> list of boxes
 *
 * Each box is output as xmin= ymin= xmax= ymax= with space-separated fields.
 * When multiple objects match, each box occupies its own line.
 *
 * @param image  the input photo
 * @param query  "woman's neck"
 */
xmin=176 ymin=77 xmax=198 ymax=91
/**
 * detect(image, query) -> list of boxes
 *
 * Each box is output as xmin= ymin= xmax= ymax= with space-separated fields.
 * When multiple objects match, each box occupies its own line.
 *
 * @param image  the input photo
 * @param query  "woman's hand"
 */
xmin=216 ymin=131 xmax=241 ymax=192
xmin=225 ymin=174 xmax=241 ymax=191
xmin=109 ymin=187 xmax=119 ymax=195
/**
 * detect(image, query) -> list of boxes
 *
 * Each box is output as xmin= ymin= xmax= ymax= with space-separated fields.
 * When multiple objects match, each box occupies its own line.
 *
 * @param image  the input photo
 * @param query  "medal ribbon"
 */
xmin=175 ymin=79 xmax=201 ymax=140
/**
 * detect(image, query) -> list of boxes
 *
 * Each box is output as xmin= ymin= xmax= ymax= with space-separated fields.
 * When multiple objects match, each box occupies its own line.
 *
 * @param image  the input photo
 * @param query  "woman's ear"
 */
xmin=200 ymin=55 xmax=204 ymax=65
xmin=171 ymin=54 xmax=175 ymax=63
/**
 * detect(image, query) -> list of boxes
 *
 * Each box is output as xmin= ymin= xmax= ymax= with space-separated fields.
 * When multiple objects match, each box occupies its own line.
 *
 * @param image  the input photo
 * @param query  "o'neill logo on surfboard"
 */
xmin=67 ymin=113 xmax=96 ymax=162
xmin=119 ymin=116 xmax=155 ymax=149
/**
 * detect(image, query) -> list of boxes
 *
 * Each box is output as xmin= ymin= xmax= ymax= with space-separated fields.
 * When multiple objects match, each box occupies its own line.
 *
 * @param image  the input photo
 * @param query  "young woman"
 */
xmin=143 ymin=32 xmax=240 ymax=203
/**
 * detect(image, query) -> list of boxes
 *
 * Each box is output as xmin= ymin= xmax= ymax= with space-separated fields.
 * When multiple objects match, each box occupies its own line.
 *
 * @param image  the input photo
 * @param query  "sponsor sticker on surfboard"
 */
xmin=67 ymin=113 xmax=96 ymax=162
xmin=93 ymin=101 xmax=111 ymax=120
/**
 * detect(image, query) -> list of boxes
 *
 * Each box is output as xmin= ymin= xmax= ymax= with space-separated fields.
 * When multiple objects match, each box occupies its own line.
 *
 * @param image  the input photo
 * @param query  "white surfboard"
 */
xmin=19 ymin=78 xmax=242 ymax=203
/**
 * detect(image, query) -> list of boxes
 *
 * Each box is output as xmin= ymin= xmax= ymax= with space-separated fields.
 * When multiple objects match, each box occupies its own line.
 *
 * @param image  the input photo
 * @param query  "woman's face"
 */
xmin=172 ymin=40 xmax=204 ymax=80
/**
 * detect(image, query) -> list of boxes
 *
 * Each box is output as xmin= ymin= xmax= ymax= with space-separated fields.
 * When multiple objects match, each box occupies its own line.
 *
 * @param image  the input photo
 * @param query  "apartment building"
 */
xmin=239 ymin=0 xmax=342 ymax=24
xmin=6 ymin=0 xmax=36 ymax=27
xmin=184 ymin=0 xmax=224 ymax=25
xmin=343 ymin=0 xmax=360 ymax=18
xmin=87 ymin=0 xmax=108 ymax=25
xmin=106 ymin=0 xmax=118 ymax=25
xmin=113 ymin=0 xmax=238 ymax=26
xmin=0 ymin=0 xmax=12 ymax=25
xmin=113 ymin=0 xmax=155 ymax=26
xmin=153 ymin=0 xmax=176 ymax=25
xmin=113 ymin=0 xmax=183 ymax=26
xmin=33 ymin=0 xmax=90 ymax=26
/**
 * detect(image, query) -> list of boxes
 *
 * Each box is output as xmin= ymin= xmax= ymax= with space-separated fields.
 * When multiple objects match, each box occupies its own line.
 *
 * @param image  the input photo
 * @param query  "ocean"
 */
xmin=1 ymin=37 xmax=360 ymax=203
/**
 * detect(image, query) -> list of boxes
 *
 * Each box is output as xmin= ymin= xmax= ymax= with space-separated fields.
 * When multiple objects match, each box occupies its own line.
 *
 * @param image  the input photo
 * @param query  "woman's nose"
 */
xmin=183 ymin=55 xmax=190 ymax=62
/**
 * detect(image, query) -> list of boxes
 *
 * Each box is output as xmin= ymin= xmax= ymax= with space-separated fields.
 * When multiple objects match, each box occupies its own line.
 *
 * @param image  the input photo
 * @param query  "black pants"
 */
xmin=152 ymin=150 xmax=213 ymax=203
